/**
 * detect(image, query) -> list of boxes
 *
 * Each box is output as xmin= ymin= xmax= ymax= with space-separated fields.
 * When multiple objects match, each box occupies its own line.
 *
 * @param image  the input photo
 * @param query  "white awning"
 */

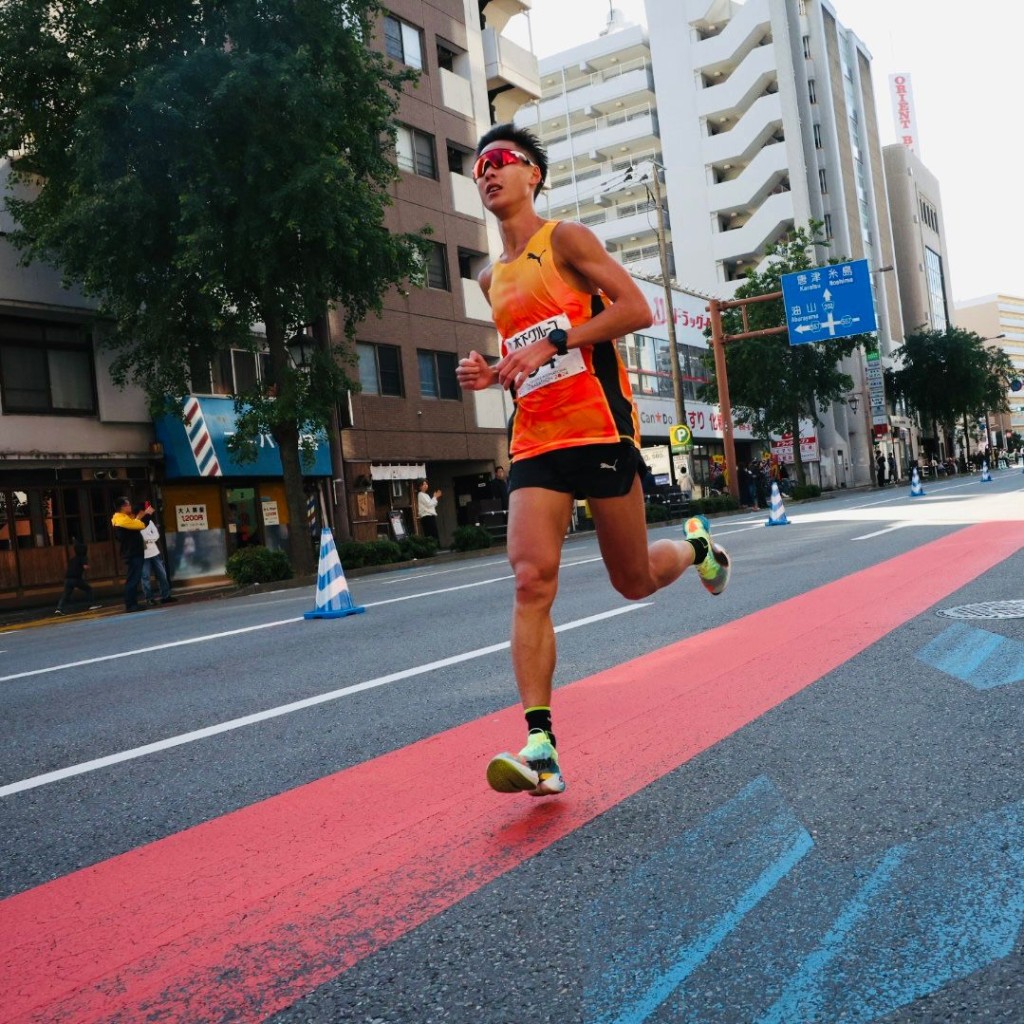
xmin=370 ymin=463 xmax=426 ymax=481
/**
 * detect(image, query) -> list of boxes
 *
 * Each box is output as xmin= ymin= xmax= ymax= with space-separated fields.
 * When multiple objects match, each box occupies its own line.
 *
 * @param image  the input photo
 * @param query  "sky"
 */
xmin=505 ymin=1 xmax=1022 ymax=304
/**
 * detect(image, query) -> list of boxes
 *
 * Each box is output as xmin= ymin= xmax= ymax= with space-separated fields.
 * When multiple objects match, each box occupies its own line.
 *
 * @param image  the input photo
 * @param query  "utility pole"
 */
xmin=649 ymin=164 xmax=686 ymax=434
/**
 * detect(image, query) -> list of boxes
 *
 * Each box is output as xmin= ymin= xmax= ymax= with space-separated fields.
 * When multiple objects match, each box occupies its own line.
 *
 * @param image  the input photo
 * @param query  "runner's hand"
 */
xmin=456 ymin=351 xmax=497 ymax=391
xmin=495 ymin=339 xmax=557 ymax=392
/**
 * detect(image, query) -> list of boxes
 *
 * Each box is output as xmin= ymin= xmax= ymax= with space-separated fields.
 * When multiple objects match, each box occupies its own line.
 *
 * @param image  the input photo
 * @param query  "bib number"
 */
xmin=502 ymin=314 xmax=586 ymax=398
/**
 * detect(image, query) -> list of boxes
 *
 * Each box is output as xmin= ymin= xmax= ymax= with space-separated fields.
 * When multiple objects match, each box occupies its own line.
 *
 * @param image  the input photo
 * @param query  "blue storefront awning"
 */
xmin=153 ymin=396 xmax=332 ymax=479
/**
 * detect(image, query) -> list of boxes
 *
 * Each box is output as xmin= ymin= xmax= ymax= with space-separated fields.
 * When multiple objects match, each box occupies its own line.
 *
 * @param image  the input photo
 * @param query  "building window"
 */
xmin=383 ymin=15 xmax=424 ymax=70
xmin=618 ymin=334 xmax=708 ymax=403
xmin=818 ymin=168 xmax=828 ymax=194
xmin=808 ymin=79 xmax=817 ymax=104
xmin=358 ymin=342 xmax=403 ymax=397
xmin=447 ymin=143 xmax=469 ymax=175
xmin=417 ymin=350 xmax=460 ymax=400
xmin=437 ymin=43 xmax=459 ymax=73
xmin=396 ymin=124 xmax=437 ymax=179
xmin=0 ymin=318 xmax=96 ymax=415
xmin=823 ymin=213 xmax=833 ymax=240
xmin=458 ymin=247 xmax=487 ymax=281
xmin=208 ymin=347 xmax=271 ymax=396
xmin=924 ymin=247 xmax=949 ymax=332
xmin=424 ymin=242 xmax=450 ymax=290
xmin=802 ymin=35 xmax=812 ymax=58
xmin=813 ymin=123 xmax=823 ymax=149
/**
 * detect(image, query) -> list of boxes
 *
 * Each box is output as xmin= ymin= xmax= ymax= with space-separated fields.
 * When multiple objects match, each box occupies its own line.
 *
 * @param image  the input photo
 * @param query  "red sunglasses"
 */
xmin=472 ymin=148 xmax=534 ymax=181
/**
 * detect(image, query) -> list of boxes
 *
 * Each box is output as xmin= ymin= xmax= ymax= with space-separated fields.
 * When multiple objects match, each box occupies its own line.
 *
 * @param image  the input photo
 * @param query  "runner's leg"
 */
xmin=589 ymin=477 xmax=695 ymax=599
xmin=506 ymin=486 xmax=574 ymax=711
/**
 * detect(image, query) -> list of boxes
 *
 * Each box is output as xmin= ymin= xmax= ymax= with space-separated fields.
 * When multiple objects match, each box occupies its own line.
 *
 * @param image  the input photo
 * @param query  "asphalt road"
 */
xmin=2 ymin=470 xmax=1023 ymax=1023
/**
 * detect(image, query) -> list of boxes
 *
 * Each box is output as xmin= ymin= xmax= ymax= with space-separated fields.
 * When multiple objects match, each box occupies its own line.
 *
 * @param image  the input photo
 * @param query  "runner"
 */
xmin=456 ymin=124 xmax=731 ymax=797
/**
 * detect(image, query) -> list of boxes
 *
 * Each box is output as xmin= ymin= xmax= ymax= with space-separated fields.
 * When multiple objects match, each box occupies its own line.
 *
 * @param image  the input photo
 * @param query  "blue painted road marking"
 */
xmin=584 ymin=784 xmax=1024 ymax=1024
xmin=581 ymin=777 xmax=813 ymax=1024
xmin=916 ymin=623 xmax=1024 ymax=689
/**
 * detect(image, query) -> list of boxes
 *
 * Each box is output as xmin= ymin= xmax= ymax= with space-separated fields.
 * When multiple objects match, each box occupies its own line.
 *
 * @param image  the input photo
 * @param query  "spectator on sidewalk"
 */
xmin=111 ymin=496 xmax=154 ymax=613
xmin=141 ymin=519 xmax=177 ymax=606
xmin=54 ymin=542 xmax=101 ymax=615
xmin=417 ymin=479 xmax=441 ymax=541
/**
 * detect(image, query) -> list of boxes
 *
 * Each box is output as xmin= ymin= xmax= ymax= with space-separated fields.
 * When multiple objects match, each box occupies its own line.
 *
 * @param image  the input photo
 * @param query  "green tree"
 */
xmin=0 ymin=0 xmax=425 ymax=573
xmin=698 ymin=225 xmax=873 ymax=485
xmin=887 ymin=327 xmax=1012 ymax=460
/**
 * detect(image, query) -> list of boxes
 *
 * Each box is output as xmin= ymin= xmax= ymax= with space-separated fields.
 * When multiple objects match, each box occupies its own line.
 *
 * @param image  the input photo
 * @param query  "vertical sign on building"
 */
xmin=889 ymin=73 xmax=919 ymax=154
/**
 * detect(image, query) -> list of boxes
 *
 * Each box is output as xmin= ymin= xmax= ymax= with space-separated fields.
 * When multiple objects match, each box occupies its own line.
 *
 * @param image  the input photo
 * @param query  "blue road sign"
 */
xmin=781 ymin=259 xmax=878 ymax=345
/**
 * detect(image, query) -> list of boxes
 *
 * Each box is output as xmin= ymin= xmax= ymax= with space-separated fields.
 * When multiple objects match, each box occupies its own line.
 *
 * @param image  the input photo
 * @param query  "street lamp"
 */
xmin=286 ymin=328 xmax=314 ymax=369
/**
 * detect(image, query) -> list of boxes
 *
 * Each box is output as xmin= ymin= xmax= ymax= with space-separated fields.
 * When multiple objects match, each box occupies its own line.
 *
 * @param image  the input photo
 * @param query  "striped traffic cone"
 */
xmin=765 ymin=482 xmax=790 ymax=526
xmin=909 ymin=467 xmax=926 ymax=497
xmin=304 ymin=527 xmax=365 ymax=619
xmin=980 ymin=460 xmax=993 ymax=483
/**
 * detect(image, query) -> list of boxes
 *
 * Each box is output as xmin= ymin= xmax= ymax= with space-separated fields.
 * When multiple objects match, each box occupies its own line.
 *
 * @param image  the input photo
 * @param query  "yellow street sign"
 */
xmin=670 ymin=423 xmax=692 ymax=449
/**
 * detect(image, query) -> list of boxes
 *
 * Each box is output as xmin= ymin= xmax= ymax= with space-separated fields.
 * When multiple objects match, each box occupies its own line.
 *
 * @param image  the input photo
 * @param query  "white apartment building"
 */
xmin=646 ymin=0 xmax=905 ymax=487
xmin=519 ymin=8 xmax=669 ymax=278
xmin=954 ymin=294 xmax=1024 ymax=448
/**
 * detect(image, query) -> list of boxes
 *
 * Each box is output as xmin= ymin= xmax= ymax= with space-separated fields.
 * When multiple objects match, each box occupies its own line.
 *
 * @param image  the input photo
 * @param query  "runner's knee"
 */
xmin=512 ymin=559 xmax=559 ymax=607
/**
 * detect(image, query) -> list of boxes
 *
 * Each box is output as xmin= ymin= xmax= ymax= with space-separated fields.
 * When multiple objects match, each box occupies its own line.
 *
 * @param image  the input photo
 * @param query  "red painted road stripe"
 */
xmin=3 ymin=522 xmax=1021 ymax=1023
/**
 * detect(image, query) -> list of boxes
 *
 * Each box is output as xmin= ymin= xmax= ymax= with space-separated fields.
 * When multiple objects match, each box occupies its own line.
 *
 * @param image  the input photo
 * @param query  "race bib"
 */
xmin=501 ymin=313 xmax=586 ymax=398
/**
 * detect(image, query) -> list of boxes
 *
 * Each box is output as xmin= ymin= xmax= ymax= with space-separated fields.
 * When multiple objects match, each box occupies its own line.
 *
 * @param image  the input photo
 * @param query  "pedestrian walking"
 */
xmin=456 ymin=123 xmax=731 ymax=798
xmin=111 ymin=496 xmax=154 ymax=613
xmin=141 ymin=519 xmax=177 ymax=606
xmin=54 ymin=542 xmax=102 ymax=615
xmin=876 ymin=451 xmax=887 ymax=487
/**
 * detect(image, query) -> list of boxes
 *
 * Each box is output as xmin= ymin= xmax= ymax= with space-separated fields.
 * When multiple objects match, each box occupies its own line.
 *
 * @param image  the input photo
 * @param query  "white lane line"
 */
xmin=0 ymin=618 xmax=303 ymax=684
xmin=852 ymin=522 xmax=916 ymax=540
xmin=0 ymin=604 xmax=650 ymax=797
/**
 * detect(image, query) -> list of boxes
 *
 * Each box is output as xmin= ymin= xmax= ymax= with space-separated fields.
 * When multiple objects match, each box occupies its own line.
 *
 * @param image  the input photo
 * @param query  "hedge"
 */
xmin=225 ymin=546 xmax=293 ymax=586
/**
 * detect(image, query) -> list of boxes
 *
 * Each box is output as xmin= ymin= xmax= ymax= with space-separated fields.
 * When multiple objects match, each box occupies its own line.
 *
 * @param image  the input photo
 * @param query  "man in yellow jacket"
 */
xmin=111 ymin=497 xmax=155 ymax=613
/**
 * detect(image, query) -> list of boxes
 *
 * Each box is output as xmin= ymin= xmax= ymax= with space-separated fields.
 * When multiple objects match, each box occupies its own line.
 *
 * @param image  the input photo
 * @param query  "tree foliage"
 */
xmin=698 ymin=224 xmax=873 ymax=484
xmin=886 ymin=327 xmax=1013 ymax=452
xmin=0 ymin=0 xmax=425 ymax=572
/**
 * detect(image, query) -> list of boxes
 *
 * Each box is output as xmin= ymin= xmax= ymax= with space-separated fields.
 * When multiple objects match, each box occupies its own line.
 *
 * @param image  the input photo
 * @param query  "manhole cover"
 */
xmin=937 ymin=600 xmax=1024 ymax=620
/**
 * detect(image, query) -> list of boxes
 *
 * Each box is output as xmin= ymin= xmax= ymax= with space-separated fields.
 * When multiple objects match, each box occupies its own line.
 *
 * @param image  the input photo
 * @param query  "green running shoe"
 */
xmin=684 ymin=514 xmax=731 ymax=596
xmin=486 ymin=730 xmax=566 ymax=796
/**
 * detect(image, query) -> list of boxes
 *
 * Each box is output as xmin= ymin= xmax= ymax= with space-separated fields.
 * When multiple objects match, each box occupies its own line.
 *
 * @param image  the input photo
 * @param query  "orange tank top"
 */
xmin=489 ymin=220 xmax=639 ymax=462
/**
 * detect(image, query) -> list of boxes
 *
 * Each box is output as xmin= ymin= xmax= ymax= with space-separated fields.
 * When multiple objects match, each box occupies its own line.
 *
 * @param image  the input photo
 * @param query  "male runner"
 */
xmin=456 ymin=124 xmax=730 ymax=797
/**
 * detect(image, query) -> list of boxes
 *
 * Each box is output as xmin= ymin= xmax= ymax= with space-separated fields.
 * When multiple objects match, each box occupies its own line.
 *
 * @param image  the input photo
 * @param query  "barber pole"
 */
xmin=182 ymin=396 xmax=223 ymax=477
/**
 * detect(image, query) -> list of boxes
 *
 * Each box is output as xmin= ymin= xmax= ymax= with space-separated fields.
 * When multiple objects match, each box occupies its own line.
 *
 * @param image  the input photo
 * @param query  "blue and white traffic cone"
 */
xmin=765 ymin=481 xmax=790 ymax=526
xmin=909 ymin=467 xmax=926 ymax=497
xmin=304 ymin=527 xmax=365 ymax=619
xmin=980 ymin=460 xmax=993 ymax=483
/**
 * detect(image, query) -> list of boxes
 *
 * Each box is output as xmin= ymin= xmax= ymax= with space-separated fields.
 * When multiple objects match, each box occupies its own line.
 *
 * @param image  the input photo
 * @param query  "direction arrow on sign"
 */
xmin=781 ymin=259 xmax=878 ymax=346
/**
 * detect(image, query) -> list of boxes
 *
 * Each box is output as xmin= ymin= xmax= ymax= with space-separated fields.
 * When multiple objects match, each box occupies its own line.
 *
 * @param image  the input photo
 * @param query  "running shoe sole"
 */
xmin=486 ymin=753 xmax=540 ymax=793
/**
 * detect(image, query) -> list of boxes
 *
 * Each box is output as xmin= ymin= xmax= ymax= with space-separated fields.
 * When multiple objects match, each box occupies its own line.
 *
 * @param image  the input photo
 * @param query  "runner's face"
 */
xmin=475 ymin=142 xmax=539 ymax=211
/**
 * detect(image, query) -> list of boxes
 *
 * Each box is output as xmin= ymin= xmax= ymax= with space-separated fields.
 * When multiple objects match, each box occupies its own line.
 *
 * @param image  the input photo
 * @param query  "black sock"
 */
xmin=687 ymin=537 xmax=709 ymax=563
xmin=525 ymin=706 xmax=555 ymax=747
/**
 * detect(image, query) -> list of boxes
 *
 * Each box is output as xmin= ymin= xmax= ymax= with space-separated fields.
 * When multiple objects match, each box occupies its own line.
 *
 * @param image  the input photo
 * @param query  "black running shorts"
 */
xmin=508 ymin=440 xmax=643 ymax=499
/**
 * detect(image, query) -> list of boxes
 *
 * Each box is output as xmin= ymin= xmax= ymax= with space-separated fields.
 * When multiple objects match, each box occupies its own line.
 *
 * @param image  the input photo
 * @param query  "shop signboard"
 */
xmin=261 ymin=500 xmax=280 ymax=526
xmin=154 ymin=396 xmax=331 ymax=479
xmin=175 ymin=504 xmax=209 ymax=532
xmin=771 ymin=431 xmax=820 ymax=464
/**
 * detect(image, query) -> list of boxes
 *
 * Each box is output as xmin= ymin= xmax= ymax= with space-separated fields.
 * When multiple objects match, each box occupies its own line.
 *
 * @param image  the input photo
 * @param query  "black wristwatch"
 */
xmin=546 ymin=328 xmax=569 ymax=356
